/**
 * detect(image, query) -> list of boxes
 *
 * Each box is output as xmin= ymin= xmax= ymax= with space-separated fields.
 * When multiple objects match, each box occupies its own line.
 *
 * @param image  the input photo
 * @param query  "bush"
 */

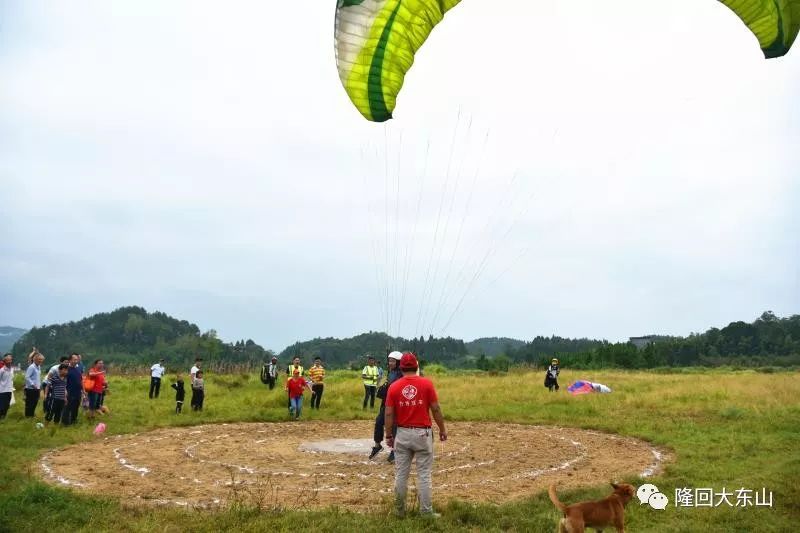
xmin=422 ymin=364 xmax=447 ymax=375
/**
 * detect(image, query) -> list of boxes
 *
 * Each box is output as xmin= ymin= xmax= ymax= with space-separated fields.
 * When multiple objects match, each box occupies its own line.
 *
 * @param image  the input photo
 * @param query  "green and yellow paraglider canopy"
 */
xmin=334 ymin=0 xmax=799 ymax=122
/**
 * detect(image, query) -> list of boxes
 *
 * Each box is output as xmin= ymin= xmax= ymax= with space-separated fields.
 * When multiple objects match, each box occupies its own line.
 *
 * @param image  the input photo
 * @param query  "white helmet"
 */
xmin=388 ymin=351 xmax=403 ymax=361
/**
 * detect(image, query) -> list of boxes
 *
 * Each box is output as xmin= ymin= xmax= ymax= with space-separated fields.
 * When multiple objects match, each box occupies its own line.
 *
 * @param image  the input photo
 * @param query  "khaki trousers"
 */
xmin=394 ymin=426 xmax=434 ymax=514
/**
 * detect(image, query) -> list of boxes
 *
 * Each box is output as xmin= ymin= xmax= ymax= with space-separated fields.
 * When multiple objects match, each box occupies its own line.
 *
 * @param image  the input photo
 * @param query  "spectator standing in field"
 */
xmin=308 ymin=357 xmax=326 ymax=409
xmin=150 ymin=359 xmax=166 ymax=399
xmin=361 ymin=355 xmax=379 ymax=409
xmin=0 ymin=353 xmax=15 ymax=419
xmin=24 ymin=351 xmax=45 ymax=417
xmin=190 ymin=358 xmax=202 ymax=381
xmin=191 ymin=370 xmax=205 ymax=411
xmin=171 ymin=374 xmax=185 ymax=414
xmin=63 ymin=353 xmax=83 ymax=425
xmin=286 ymin=369 xmax=312 ymax=420
xmin=75 ymin=353 xmax=85 ymax=374
xmin=86 ymin=360 xmax=106 ymax=419
xmin=384 ymin=352 xmax=447 ymax=518
xmin=370 ymin=351 xmax=404 ymax=460
xmin=45 ymin=364 xmax=69 ymax=425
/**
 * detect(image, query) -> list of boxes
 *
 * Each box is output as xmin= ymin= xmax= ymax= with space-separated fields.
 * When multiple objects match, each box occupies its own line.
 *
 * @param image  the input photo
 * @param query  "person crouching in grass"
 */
xmin=286 ymin=370 xmax=312 ymax=420
xmin=191 ymin=370 xmax=205 ymax=411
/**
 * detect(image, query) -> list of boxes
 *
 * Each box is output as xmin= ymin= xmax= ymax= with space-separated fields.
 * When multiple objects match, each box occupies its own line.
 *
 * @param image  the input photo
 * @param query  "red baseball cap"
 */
xmin=399 ymin=352 xmax=418 ymax=370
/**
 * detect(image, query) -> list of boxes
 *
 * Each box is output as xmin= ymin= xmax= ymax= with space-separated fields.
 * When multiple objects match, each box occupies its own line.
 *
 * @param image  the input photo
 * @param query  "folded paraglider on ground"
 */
xmin=567 ymin=381 xmax=612 ymax=395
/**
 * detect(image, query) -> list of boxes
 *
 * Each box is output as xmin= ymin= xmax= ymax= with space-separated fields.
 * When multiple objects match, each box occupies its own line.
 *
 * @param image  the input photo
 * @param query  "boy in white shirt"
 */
xmin=190 ymin=358 xmax=202 ymax=381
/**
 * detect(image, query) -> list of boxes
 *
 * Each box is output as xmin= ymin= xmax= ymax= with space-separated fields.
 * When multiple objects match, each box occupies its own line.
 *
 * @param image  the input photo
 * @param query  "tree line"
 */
xmin=503 ymin=311 xmax=800 ymax=369
xmin=10 ymin=306 xmax=798 ymax=371
xmin=280 ymin=332 xmax=468 ymax=369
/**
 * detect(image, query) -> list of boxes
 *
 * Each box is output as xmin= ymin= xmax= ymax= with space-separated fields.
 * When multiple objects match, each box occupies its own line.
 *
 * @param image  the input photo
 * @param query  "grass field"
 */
xmin=1 ymin=367 xmax=798 ymax=532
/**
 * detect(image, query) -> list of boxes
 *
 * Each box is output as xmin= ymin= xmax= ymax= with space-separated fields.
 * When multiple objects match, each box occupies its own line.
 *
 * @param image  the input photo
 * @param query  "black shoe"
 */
xmin=369 ymin=445 xmax=383 ymax=459
xmin=387 ymin=451 xmax=395 ymax=463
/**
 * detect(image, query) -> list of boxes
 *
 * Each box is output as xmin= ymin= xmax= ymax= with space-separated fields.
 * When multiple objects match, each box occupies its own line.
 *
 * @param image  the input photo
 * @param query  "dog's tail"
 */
xmin=548 ymin=484 xmax=567 ymax=512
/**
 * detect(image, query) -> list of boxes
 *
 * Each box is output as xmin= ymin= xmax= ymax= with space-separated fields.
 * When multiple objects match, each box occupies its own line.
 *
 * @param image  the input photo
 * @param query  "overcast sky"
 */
xmin=1 ymin=1 xmax=797 ymax=352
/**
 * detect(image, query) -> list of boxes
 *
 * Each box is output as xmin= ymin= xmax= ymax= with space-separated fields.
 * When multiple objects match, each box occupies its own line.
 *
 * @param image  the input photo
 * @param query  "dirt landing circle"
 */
xmin=39 ymin=421 xmax=667 ymax=511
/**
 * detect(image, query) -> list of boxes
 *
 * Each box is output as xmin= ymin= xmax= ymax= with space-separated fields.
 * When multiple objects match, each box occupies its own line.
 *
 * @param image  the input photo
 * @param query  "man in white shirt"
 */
xmin=24 ymin=352 xmax=44 ymax=417
xmin=190 ymin=358 xmax=202 ymax=381
xmin=0 ymin=353 xmax=15 ymax=419
xmin=149 ymin=359 xmax=166 ymax=399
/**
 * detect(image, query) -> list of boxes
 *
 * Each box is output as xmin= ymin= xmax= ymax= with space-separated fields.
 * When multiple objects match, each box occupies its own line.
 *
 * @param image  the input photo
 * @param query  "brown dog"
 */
xmin=549 ymin=482 xmax=636 ymax=533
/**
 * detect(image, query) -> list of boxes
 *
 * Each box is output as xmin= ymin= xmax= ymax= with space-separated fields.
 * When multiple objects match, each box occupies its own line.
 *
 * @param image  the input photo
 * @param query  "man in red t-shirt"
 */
xmin=384 ymin=352 xmax=447 ymax=517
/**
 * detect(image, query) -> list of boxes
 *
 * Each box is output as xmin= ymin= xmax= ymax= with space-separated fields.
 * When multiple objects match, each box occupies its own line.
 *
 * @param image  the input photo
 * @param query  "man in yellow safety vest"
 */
xmin=361 ymin=355 xmax=379 ymax=409
xmin=286 ymin=356 xmax=304 ymax=414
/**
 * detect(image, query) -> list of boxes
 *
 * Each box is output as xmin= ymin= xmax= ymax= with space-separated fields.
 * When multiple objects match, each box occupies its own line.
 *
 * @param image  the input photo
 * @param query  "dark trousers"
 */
xmin=24 ymin=388 xmax=40 ymax=417
xmin=176 ymin=400 xmax=183 ymax=414
xmin=363 ymin=385 xmax=376 ymax=408
xmin=46 ymin=398 xmax=66 ymax=423
xmin=43 ymin=390 xmax=53 ymax=417
xmin=267 ymin=377 xmax=276 ymax=390
xmin=0 ymin=392 xmax=11 ymax=419
xmin=63 ymin=393 xmax=81 ymax=425
xmin=149 ymin=377 xmax=161 ymax=398
xmin=311 ymin=384 xmax=324 ymax=409
xmin=191 ymin=390 xmax=204 ymax=411
xmin=373 ymin=404 xmax=398 ymax=444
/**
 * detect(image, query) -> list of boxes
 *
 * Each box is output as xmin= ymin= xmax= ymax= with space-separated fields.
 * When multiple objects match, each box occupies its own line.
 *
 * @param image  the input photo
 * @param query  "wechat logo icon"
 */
xmin=637 ymin=484 xmax=669 ymax=510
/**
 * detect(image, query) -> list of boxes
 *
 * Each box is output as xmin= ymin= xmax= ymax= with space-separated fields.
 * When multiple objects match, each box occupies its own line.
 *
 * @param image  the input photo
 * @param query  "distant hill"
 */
xmin=280 ymin=332 xmax=468 ymax=368
xmin=10 ymin=308 xmax=796 ymax=371
xmin=466 ymin=337 xmax=525 ymax=357
xmin=0 ymin=326 xmax=27 ymax=353
xmin=10 ymin=306 xmax=272 ymax=367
